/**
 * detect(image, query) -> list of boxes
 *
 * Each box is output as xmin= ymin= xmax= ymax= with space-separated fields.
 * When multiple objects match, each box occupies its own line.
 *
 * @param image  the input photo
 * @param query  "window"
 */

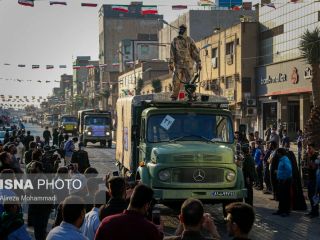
xmin=211 ymin=48 xmax=218 ymax=58
xmin=260 ymin=25 xmax=284 ymax=40
xmin=225 ymin=76 xmax=234 ymax=89
xmin=226 ymin=42 xmax=234 ymax=55
xmin=124 ymin=44 xmax=131 ymax=55
xmin=140 ymin=44 xmax=149 ymax=56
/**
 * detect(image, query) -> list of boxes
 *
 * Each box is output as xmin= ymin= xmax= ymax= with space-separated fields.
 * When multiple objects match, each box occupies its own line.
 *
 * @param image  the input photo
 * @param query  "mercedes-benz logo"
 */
xmin=193 ymin=169 xmax=206 ymax=182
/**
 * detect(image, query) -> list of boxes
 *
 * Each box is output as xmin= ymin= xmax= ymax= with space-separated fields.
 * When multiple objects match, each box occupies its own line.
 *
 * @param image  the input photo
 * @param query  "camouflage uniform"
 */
xmin=169 ymin=30 xmax=201 ymax=99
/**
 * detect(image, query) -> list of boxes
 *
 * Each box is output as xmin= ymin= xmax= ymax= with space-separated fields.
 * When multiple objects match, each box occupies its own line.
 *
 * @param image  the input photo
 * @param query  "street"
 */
xmin=26 ymin=124 xmax=320 ymax=240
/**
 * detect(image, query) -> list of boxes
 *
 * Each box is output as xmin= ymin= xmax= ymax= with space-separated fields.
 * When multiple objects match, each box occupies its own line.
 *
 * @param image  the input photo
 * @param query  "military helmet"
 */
xmin=179 ymin=24 xmax=187 ymax=29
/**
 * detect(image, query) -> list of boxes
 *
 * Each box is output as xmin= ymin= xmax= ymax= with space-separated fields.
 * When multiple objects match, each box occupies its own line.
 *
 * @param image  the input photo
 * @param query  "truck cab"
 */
xmin=116 ymin=93 xmax=246 ymax=204
xmin=60 ymin=115 xmax=78 ymax=135
xmin=78 ymin=109 xmax=112 ymax=148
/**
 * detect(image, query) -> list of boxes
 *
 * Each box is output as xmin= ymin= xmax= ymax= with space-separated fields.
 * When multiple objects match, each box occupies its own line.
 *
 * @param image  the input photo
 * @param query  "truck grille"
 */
xmin=171 ymin=168 xmax=224 ymax=183
xmin=173 ymin=154 xmax=194 ymax=161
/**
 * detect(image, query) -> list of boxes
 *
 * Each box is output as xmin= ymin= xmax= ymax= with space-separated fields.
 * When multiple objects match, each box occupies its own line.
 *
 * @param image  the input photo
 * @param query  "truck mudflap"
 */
xmin=153 ymin=188 xmax=247 ymax=201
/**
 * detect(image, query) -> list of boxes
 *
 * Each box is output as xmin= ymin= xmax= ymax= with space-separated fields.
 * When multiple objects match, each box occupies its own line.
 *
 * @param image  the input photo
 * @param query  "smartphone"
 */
xmin=152 ymin=209 xmax=161 ymax=225
xmin=112 ymin=171 xmax=119 ymax=176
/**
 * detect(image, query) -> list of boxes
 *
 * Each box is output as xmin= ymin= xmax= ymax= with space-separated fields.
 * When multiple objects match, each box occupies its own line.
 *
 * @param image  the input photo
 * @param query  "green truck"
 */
xmin=116 ymin=93 xmax=246 ymax=204
xmin=78 ymin=109 xmax=112 ymax=148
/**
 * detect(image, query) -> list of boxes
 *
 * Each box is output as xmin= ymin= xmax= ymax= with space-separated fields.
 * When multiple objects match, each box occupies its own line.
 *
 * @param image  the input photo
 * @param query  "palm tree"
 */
xmin=300 ymin=28 xmax=320 ymax=148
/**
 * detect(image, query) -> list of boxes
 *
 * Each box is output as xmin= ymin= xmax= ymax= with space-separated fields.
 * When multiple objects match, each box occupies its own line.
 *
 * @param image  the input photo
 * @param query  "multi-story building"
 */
xmin=196 ymin=21 xmax=258 ymax=131
xmin=98 ymin=2 xmax=163 ymax=110
xmin=73 ymin=56 xmax=91 ymax=97
xmin=256 ymin=1 xmax=317 ymax=137
xmin=86 ymin=61 xmax=100 ymax=109
xmin=159 ymin=9 xmax=257 ymax=61
xmin=118 ymin=60 xmax=169 ymax=97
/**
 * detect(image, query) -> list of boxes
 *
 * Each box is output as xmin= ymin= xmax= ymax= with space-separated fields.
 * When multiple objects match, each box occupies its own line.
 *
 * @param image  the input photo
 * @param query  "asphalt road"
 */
xmin=24 ymin=123 xmax=320 ymax=239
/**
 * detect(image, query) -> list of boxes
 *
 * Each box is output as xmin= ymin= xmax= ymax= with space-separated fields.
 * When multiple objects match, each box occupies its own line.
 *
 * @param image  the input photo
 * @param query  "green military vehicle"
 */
xmin=78 ymin=109 xmax=112 ymax=148
xmin=116 ymin=93 xmax=246 ymax=205
xmin=59 ymin=115 xmax=78 ymax=135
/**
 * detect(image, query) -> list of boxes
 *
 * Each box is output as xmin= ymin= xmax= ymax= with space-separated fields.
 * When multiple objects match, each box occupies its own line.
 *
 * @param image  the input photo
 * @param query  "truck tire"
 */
xmin=83 ymin=140 xmax=87 ymax=147
xmin=108 ymin=140 xmax=112 ymax=148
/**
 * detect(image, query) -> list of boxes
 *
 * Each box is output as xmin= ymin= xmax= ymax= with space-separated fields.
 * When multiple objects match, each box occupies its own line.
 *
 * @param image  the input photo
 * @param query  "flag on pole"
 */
xmin=46 ymin=65 xmax=54 ymax=69
xmin=111 ymin=5 xmax=129 ymax=13
xmin=18 ymin=0 xmax=34 ymax=7
xmin=18 ymin=64 xmax=26 ymax=67
xmin=172 ymin=5 xmax=188 ymax=10
xmin=49 ymin=1 xmax=67 ymax=6
xmin=59 ymin=65 xmax=67 ymax=68
xmin=32 ymin=65 xmax=40 ymax=69
xmin=141 ymin=6 xmax=158 ymax=15
xmin=81 ymin=3 xmax=98 ymax=7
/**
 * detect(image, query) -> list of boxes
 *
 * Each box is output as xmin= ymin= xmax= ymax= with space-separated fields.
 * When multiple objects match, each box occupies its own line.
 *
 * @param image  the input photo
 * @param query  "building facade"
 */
xmin=196 ymin=21 xmax=258 ymax=132
xmin=119 ymin=35 xmax=159 ymax=72
xmin=98 ymin=2 xmax=163 ymax=110
xmin=73 ymin=56 xmax=91 ymax=97
xmin=256 ymin=1 xmax=317 ymax=137
xmin=118 ymin=61 xmax=169 ymax=97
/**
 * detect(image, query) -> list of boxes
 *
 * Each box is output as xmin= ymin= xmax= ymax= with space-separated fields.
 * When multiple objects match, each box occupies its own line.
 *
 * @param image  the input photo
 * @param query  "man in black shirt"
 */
xmin=43 ymin=126 xmax=52 ymax=146
xmin=24 ymin=141 xmax=37 ymax=165
xmin=99 ymin=176 xmax=128 ymax=221
xmin=306 ymin=143 xmax=319 ymax=218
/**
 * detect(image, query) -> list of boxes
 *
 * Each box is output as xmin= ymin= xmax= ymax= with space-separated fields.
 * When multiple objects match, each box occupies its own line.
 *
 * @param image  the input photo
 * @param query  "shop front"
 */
xmin=257 ymin=59 xmax=312 ymax=139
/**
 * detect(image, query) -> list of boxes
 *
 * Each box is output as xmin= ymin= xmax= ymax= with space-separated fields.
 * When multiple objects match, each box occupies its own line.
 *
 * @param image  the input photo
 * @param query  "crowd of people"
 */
xmin=0 ymin=125 xmax=259 ymax=240
xmin=235 ymin=125 xmax=320 ymax=219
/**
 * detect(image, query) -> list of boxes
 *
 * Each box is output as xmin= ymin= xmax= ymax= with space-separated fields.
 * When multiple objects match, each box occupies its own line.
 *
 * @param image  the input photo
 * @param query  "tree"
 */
xmin=152 ymin=79 xmax=162 ymax=93
xmin=299 ymin=28 xmax=320 ymax=148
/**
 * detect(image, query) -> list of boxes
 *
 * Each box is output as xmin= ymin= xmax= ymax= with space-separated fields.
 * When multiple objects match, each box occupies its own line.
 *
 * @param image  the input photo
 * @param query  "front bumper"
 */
xmin=153 ymin=188 xmax=247 ymax=201
xmin=83 ymin=135 xmax=112 ymax=141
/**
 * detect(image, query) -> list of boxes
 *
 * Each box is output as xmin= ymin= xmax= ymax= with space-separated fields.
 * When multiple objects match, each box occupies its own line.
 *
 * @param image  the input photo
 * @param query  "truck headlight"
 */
xmin=226 ymin=170 xmax=236 ymax=182
xmin=87 ymin=131 xmax=92 ymax=136
xmin=74 ymin=126 xmax=77 ymax=129
xmin=158 ymin=169 xmax=171 ymax=182
xmin=106 ymin=131 xmax=110 ymax=136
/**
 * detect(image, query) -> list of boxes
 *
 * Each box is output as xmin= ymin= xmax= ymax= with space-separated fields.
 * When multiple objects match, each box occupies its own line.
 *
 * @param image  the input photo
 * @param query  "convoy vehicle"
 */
xmin=116 ymin=93 xmax=246 ymax=205
xmin=59 ymin=115 xmax=78 ymax=135
xmin=78 ymin=109 xmax=112 ymax=147
xmin=43 ymin=114 xmax=59 ymax=128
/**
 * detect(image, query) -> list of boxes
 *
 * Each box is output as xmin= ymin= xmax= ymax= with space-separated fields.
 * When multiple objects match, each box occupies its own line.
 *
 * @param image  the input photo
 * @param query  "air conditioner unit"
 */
xmin=246 ymin=99 xmax=257 ymax=106
xmin=211 ymin=57 xmax=218 ymax=69
xmin=246 ymin=107 xmax=257 ymax=116
xmin=226 ymin=54 xmax=233 ymax=65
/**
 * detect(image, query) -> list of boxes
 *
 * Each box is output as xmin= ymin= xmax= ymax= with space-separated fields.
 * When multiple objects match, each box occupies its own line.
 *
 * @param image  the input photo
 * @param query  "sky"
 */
xmin=0 ymin=0 xmax=204 ymax=101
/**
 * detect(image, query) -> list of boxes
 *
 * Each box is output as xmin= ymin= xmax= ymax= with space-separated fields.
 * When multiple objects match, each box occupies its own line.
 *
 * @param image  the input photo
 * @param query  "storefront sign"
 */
xmin=304 ymin=67 xmax=312 ymax=80
xmin=260 ymin=73 xmax=287 ymax=85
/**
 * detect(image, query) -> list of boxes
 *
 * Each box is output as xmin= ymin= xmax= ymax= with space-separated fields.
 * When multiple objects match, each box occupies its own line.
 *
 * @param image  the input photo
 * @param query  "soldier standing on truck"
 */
xmin=169 ymin=24 xmax=202 ymax=101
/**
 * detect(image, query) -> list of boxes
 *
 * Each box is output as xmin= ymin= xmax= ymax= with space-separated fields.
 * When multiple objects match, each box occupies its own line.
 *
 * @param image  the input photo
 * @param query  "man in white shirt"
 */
xmin=81 ymin=190 xmax=107 ymax=240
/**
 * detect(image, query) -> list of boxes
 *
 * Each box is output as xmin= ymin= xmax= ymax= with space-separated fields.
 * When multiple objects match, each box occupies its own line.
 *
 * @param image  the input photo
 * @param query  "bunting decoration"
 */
xmin=18 ymin=0 xmax=34 ymax=7
xmin=46 ymin=65 xmax=54 ymax=69
xmin=18 ymin=64 xmax=26 ymax=67
xmin=59 ymin=65 xmax=67 ymax=68
xmin=111 ymin=5 xmax=129 ymax=13
xmin=141 ymin=6 xmax=158 ymax=15
xmin=172 ymin=5 xmax=188 ymax=10
xmin=32 ymin=65 xmax=40 ymax=69
xmin=49 ymin=1 xmax=67 ymax=6
xmin=81 ymin=3 xmax=98 ymax=7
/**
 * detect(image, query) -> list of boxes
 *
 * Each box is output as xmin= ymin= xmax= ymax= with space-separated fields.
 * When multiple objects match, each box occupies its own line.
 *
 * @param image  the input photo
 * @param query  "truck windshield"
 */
xmin=84 ymin=117 xmax=110 ymax=125
xmin=147 ymin=113 xmax=233 ymax=143
xmin=62 ymin=117 xmax=77 ymax=122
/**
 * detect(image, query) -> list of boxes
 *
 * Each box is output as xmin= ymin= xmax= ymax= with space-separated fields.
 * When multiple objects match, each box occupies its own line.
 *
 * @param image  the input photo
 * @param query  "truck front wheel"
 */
xmin=100 ymin=140 xmax=106 ymax=147
xmin=108 ymin=140 xmax=112 ymax=148
xmin=83 ymin=140 xmax=87 ymax=147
